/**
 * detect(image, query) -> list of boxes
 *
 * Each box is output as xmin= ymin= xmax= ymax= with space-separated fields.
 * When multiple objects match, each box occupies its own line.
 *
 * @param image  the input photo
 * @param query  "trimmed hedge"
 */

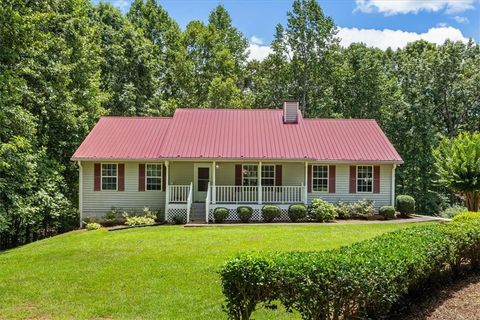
xmin=453 ymin=211 xmax=480 ymax=222
xmin=379 ymin=205 xmax=396 ymax=219
xmin=261 ymin=205 xmax=281 ymax=222
xmin=396 ymin=195 xmax=415 ymax=216
xmin=214 ymin=207 xmax=230 ymax=223
xmin=288 ymin=204 xmax=307 ymax=222
xmin=237 ymin=206 xmax=253 ymax=223
xmin=220 ymin=218 xmax=480 ymax=319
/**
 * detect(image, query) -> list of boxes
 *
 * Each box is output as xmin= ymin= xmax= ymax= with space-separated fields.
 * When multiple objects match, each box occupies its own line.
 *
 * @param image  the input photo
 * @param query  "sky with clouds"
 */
xmin=101 ymin=0 xmax=480 ymax=60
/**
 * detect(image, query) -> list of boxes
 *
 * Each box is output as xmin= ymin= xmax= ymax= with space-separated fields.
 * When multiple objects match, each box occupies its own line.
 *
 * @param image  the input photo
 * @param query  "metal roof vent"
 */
xmin=283 ymin=100 xmax=299 ymax=124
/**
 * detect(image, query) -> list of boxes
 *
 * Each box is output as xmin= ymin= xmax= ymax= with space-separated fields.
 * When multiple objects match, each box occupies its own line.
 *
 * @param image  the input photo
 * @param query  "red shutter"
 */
xmin=235 ymin=165 xmax=242 ymax=186
xmin=349 ymin=166 xmax=356 ymax=193
xmin=162 ymin=164 xmax=167 ymax=191
xmin=118 ymin=164 xmax=125 ymax=191
xmin=94 ymin=163 xmax=101 ymax=191
xmin=307 ymin=165 xmax=312 ymax=192
xmin=275 ymin=165 xmax=282 ymax=186
xmin=328 ymin=165 xmax=336 ymax=193
xmin=373 ymin=165 xmax=380 ymax=193
xmin=138 ymin=164 xmax=145 ymax=191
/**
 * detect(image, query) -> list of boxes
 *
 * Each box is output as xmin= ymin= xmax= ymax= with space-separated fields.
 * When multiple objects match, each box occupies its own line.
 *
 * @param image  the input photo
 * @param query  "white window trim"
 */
xmin=146 ymin=163 xmax=163 ymax=192
xmin=261 ymin=164 xmax=276 ymax=186
xmin=312 ymin=165 xmax=329 ymax=193
xmin=101 ymin=163 xmax=118 ymax=191
xmin=356 ymin=165 xmax=373 ymax=194
xmin=241 ymin=164 xmax=259 ymax=186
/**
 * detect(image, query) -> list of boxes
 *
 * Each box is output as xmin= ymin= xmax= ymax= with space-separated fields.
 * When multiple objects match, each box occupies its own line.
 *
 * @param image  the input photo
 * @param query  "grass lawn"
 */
xmin=0 ymin=223 xmax=427 ymax=319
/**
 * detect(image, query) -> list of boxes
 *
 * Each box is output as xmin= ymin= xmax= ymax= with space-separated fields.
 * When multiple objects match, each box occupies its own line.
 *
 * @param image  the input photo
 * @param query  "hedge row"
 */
xmin=220 ymin=217 xmax=480 ymax=319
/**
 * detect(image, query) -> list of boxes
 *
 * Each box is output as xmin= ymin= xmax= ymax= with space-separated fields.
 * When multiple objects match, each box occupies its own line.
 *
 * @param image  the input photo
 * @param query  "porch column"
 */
xmin=258 ymin=161 xmax=262 ymax=204
xmin=165 ymin=160 xmax=169 ymax=217
xmin=212 ymin=161 xmax=216 ymax=204
xmin=391 ymin=164 xmax=396 ymax=206
xmin=304 ymin=161 xmax=308 ymax=205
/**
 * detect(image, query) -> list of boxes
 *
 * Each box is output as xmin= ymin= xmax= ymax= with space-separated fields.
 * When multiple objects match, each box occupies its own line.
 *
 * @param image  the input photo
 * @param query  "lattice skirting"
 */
xmin=166 ymin=207 xmax=188 ymax=223
xmin=208 ymin=205 xmax=291 ymax=222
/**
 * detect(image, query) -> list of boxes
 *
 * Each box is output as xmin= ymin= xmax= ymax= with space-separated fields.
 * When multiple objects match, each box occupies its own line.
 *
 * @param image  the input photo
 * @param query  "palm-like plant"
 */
xmin=434 ymin=132 xmax=480 ymax=212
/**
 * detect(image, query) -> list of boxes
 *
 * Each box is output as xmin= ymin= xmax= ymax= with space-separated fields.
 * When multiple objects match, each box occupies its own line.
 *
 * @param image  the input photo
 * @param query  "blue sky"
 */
xmin=102 ymin=0 xmax=479 ymax=59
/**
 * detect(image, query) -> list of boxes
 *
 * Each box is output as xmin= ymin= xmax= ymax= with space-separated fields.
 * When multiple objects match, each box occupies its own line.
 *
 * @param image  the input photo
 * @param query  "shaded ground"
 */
xmin=391 ymin=271 xmax=480 ymax=320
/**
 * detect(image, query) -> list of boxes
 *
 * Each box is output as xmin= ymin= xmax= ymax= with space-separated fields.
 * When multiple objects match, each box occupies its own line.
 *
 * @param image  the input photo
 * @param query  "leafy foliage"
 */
xmin=440 ymin=205 xmax=468 ymax=218
xmin=434 ymin=132 xmax=480 ymax=211
xmin=214 ymin=207 xmax=229 ymax=223
xmin=86 ymin=222 xmax=101 ymax=231
xmin=220 ymin=217 xmax=480 ymax=319
xmin=287 ymin=204 xmax=307 ymax=222
xmin=396 ymin=195 xmax=416 ymax=217
xmin=261 ymin=205 xmax=281 ymax=222
xmin=309 ymin=199 xmax=337 ymax=222
xmin=379 ymin=206 xmax=396 ymax=219
xmin=236 ymin=206 xmax=253 ymax=223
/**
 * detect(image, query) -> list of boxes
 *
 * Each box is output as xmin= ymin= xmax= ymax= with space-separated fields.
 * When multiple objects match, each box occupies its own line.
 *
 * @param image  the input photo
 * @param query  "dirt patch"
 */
xmin=391 ymin=271 xmax=480 ymax=320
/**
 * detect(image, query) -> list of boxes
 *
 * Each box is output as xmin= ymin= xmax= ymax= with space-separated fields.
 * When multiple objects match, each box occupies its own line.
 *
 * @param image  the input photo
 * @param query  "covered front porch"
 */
xmin=164 ymin=161 xmax=308 ymax=223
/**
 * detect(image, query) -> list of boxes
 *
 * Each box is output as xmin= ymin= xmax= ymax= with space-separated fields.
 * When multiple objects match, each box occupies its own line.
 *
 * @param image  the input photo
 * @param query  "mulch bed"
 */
xmin=390 ymin=271 xmax=480 ymax=320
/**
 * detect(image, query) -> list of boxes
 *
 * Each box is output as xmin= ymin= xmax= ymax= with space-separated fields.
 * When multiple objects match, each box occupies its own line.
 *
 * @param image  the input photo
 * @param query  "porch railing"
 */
xmin=262 ymin=186 xmax=304 ymax=203
xmin=205 ymin=182 xmax=211 ymax=223
xmin=215 ymin=186 xmax=258 ymax=203
xmin=168 ymin=184 xmax=190 ymax=203
xmin=213 ymin=185 xmax=304 ymax=204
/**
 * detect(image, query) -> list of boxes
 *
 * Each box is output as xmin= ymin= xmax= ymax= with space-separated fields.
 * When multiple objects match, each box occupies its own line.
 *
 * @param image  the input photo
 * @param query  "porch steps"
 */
xmin=189 ymin=203 xmax=207 ymax=224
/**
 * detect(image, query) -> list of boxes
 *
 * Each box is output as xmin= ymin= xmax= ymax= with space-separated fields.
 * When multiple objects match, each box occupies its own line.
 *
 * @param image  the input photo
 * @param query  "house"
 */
xmin=72 ymin=101 xmax=403 ymax=223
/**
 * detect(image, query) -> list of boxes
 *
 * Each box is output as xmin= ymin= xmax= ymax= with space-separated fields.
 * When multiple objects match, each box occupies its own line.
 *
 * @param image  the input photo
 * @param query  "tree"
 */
xmin=272 ymin=0 xmax=338 ymax=116
xmin=434 ymin=132 xmax=480 ymax=212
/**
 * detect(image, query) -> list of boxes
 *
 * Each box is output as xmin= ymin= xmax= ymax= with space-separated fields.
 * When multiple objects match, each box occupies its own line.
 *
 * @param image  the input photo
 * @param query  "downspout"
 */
xmin=391 ymin=164 xmax=396 ymax=207
xmin=78 ymin=161 xmax=83 ymax=228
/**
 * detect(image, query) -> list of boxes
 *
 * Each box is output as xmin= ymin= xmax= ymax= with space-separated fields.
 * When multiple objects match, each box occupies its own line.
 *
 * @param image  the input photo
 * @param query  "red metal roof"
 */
xmin=72 ymin=109 xmax=403 ymax=162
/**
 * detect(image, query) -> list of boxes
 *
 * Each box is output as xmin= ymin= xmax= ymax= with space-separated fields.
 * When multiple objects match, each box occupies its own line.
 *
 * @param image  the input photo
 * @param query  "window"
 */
xmin=101 ymin=163 xmax=117 ymax=190
xmin=357 ymin=165 xmax=373 ymax=193
xmin=242 ymin=165 xmax=258 ymax=186
xmin=146 ymin=164 xmax=162 ymax=191
xmin=261 ymin=165 xmax=275 ymax=186
xmin=312 ymin=165 xmax=328 ymax=192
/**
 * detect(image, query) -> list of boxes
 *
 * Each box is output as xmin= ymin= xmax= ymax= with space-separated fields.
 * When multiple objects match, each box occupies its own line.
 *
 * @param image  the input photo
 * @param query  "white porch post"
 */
xmin=78 ymin=161 xmax=83 ymax=228
xmin=164 ymin=160 xmax=169 ymax=219
xmin=304 ymin=161 xmax=308 ymax=205
xmin=391 ymin=164 xmax=396 ymax=206
xmin=258 ymin=161 xmax=262 ymax=204
xmin=212 ymin=161 xmax=216 ymax=204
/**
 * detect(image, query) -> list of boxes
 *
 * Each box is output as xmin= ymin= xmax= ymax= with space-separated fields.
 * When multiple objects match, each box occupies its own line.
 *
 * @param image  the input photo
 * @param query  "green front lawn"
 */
xmin=0 ymin=223 xmax=426 ymax=319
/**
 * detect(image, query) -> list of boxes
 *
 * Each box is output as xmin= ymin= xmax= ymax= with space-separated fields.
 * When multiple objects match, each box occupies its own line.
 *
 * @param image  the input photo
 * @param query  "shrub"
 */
xmin=86 ymin=222 xmax=101 ymax=231
xmin=288 ymin=204 xmax=307 ymax=222
xmin=214 ymin=207 xmax=229 ymax=223
xmin=335 ymin=202 xmax=355 ymax=219
xmin=172 ymin=215 xmax=185 ymax=225
xmin=453 ymin=212 xmax=480 ymax=222
xmin=351 ymin=199 xmax=375 ymax=219
xmin=123 ymin=212 xmax=156 ymax=226
xmin=220 ymin=217 xmax=480 ymax=320
xmin=309 ymin=199 xmax=337 ymax=222
xmin=104 ymin=207 xmax=121 ymax=220
xmin=396 ymin=195 xmax=415 ymax=216
xmin=440 ymin=205 xmax=468 ymax=218
xmin=379 ymin=206 xmax=396 ymax=219
xmin=237 ymin=206 xmax=253 ymax=223
xmin=261 ymin=205 xmax=281 ymax=222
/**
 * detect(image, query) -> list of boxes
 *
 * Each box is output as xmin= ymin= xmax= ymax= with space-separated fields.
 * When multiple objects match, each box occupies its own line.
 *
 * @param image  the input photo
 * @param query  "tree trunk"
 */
xmin=465 ymin=191 xmax=480 ymax=212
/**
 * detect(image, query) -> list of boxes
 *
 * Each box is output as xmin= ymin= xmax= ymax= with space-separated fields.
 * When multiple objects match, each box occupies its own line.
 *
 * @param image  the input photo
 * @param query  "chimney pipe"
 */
xmin=283 ymin=100 xmax=299 ymax=124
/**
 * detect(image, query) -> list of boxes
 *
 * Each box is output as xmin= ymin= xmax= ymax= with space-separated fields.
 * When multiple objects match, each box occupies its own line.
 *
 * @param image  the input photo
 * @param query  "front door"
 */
xmin=194 ymin=164 xmax=210 ymax=202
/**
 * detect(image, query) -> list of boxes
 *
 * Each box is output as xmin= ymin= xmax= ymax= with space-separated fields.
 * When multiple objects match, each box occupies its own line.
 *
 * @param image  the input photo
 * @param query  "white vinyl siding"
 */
xmin=82 ymin=161 xmax=165 ymax=217
xmin=308 ymin=164 xmax=393 ymax=209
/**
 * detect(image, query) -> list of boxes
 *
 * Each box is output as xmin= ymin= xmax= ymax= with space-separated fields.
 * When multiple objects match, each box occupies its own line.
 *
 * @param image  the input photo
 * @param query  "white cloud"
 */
xmin=247 ymin=36 xmax=273 ymax=61
xmin=337 ymin=26 xmax=469 ymax=50
xmin=437 ymin=22 xmax=449 ymax=27
xmin=355 ymin=0 xmax=476 ymax=15
xmin=453 ymin=15 xmax=470 ymax=23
